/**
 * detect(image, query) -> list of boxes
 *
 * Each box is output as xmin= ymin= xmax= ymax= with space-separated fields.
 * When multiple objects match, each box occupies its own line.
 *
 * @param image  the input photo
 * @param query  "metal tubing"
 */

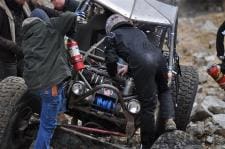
xmin=61 ymin=124 xmax=126 ymax=137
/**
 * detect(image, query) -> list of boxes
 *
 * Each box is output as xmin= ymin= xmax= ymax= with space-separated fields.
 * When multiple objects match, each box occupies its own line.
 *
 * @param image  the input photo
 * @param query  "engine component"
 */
xmin=207 ymin=64 xmax=225 ymax=90
xmin=72 ymin=81 xmax=86 ymax=96
xmin=127 ymin=99 xmax=141 ymax=114
xmin=82 ymin=68 xmax=107 ymax=85
xmin=66 ymin=39 xmax=85 ymax=71
xmin=75 ymin=0 xmax=91 ymax=24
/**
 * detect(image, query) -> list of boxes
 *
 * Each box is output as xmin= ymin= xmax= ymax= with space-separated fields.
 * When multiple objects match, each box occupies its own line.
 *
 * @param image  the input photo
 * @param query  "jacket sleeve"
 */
xmin=104 ymin=36 xmax=118 ymax=77
xmin=0 ymin=36 xmax=20 ymax=53
xmin=0 ymin=9 xmax=20 ymax=54
xmin=216 ymin=21 xmax=225 ymax=58
xmin=50 ymin=12 xmax=76 ymax=36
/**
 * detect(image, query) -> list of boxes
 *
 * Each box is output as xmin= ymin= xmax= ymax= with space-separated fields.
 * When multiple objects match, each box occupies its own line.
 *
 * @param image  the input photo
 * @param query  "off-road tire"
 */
xmin=0 ymin=77 xmax=27 ymax=143
xmin=172 ymin=66 xmax=199 ymax=130
xmin=151 ymin=130 xmax=202 ymax=149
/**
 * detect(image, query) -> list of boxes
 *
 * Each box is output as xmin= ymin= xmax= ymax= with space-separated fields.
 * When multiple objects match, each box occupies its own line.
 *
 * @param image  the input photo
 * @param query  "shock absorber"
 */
xmin=66 ymin=39 xmax=85 ymax=72
xmin=75 ymin=0 xmax=91 ymax=24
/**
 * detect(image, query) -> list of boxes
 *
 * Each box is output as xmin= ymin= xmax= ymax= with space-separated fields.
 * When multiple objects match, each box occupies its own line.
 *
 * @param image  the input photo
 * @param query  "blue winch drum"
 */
xmin=92 ymin=93 xmax=117 ymax=112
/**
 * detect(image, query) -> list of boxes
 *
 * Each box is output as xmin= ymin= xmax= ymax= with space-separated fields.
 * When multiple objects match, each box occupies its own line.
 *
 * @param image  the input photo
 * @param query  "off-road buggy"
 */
xmin=0 ymin=0 xmax=199 ymax=148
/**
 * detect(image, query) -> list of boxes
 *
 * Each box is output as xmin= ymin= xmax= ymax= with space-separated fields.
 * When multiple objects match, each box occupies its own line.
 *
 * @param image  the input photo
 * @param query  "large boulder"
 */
xmin=186 ymin=121 xmax=205 ymax=138
xmin=212 ymin=114 xmax=225 ymax=137
xmin=191 ymin=96 xmax=225 ymax=121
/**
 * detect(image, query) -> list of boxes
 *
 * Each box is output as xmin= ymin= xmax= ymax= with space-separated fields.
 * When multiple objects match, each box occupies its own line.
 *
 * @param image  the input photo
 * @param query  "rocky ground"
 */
xmin=177 ymin=11 xmax=225 ymax=149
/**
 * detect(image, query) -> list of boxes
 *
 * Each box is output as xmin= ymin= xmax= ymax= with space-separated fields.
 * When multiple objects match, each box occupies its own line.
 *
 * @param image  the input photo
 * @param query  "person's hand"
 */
xmin=117 ymin=63 xmax=128 ymax=76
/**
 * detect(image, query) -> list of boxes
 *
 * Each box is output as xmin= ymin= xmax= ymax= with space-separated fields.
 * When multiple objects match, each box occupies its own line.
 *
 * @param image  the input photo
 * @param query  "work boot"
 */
xmin=165 ymin=118 xmax=177 ymax=131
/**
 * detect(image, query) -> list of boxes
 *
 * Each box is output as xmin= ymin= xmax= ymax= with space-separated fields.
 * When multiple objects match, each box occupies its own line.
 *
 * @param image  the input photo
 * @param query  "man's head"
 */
xmin=15 ymin=0 xmax=26 ymax=5
xmin=105 ymin=14 xmax=133 ymax=35
xmin=30 ymin=8 xmax=50 ymax=22
xmin=51 ymin=0 xmax=65 ymax=10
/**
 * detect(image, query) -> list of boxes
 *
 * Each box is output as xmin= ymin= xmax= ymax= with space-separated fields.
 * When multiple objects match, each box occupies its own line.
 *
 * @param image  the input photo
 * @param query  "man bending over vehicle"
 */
xmin=22 ymin=8 xmax=76 ymax=148
xmin=104 ymin=14 xmax=176 ymax=149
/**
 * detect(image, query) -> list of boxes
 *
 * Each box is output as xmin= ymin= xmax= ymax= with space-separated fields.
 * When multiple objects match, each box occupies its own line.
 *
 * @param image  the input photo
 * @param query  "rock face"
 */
xmin=151 ymin=130 xmax=201 ymax=149
xmin=188 ymin=96 xmax=225 ymax=147
xmin=176 ymin=0 xmax=224 ymax=17
xmin=212 ymin=114 xmax=225 ymax=137
xmin=191 ymin=96 xmax=225 ymax=121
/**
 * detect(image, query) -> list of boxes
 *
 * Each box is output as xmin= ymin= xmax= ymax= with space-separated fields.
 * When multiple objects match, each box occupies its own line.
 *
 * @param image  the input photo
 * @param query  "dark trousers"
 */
xmin=128 ymin=49 xmax=174 ymax=148
xmin=0 ymin=61 xmax=17 ymax=81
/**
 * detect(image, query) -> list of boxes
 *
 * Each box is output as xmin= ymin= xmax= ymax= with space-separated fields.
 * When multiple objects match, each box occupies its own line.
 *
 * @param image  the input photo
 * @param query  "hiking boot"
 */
xmin=165 ymin=119 xmax=177 ymax=131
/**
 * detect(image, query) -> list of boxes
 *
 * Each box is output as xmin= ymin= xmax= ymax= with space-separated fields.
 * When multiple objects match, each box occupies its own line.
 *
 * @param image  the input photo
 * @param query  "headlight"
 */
xmin=72 ymin=81 xmax=85 ymax=96
xmin=127 ymin=99 xmax=141 ymax=114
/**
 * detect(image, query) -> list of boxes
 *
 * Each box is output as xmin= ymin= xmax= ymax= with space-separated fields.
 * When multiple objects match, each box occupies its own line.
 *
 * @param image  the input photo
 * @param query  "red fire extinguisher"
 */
xmin=66 ymin=39 xmax=85 ymax=72
xmin=207 ymin=64 xmax=225 ymax=90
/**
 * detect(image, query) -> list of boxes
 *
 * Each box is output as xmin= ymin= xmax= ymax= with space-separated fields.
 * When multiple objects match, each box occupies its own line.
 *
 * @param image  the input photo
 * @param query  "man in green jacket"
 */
xmin=22 ymin=8 xmax=76 ymax=148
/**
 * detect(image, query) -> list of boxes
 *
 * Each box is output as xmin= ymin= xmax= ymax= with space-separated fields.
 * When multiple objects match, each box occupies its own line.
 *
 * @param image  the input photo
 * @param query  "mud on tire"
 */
xmin=172 ymin=66 xmax=199 ymax=130
xmin=0 ymin=77 xmax=27 ymax=143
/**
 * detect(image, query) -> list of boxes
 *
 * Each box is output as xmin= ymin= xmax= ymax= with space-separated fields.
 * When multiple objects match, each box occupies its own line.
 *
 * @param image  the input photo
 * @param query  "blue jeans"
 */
xmin=34 ymin=83 xmax=66 ymax=149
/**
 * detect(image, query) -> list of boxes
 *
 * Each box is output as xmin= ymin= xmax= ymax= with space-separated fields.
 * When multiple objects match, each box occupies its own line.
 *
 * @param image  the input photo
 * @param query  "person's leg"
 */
xmin=0 ymin=61 xmax=17 ymax=81
xmin=129 ymin=54 xmax=158 ymax=148
xmin=34 ymin=85 xmax=63 ymax=149
xmin=156 ymin=57 xmax=176 ymax=131
xmin=57 ymin=83 xmax=68 ymax=124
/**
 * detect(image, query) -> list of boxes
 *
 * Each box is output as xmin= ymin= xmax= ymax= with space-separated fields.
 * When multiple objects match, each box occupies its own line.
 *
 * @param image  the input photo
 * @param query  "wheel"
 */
xmin=0 ymin=77 xmax=40 ymax=149
xmin=172 ymin=66 xmax=199 ymax=130
xmin=151 ymin=130 xmax=201 ymax=149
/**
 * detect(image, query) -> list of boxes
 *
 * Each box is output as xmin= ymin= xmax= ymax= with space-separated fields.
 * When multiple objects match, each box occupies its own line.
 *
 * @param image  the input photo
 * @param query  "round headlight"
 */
xmin=72 ymin=81 xmax=85 ymax=96
xmin=127 ymin=99 xmax=141 ymax=114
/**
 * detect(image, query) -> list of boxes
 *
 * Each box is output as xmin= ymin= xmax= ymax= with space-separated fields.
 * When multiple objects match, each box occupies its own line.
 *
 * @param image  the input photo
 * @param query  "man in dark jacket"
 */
xmin=22 ymin=8 xmax=76 ymax=148
xmin=0 ymin=0 xmax=31 ymax=80
xmin=215 ymin=21 xmax=225 ymax=73
xmin=104 ymin=14 xmax=176 ymax=149
xmin=217 ymin=21 xmax=225 ymax=61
